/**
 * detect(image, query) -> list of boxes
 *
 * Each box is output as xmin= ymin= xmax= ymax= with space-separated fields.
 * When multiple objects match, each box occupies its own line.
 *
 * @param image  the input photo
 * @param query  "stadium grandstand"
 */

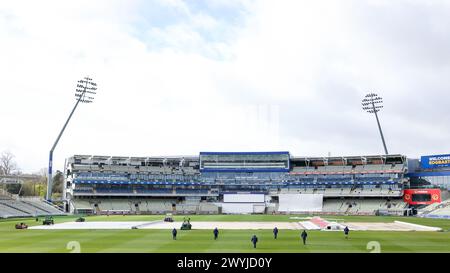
xmin=405 ymin=154 xmax=450 ymax=218
xmin=0 ymin=176 xmax=66 ymax=219
xmin=0 ymin=191 xmax=66 ymax=219
xmin=64 ymin=152 xmax=409 ymax=216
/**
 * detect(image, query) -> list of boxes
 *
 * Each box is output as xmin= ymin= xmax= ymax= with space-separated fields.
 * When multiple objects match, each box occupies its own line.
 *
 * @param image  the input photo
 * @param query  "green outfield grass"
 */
xmin=1 ymin=215 xmax=449 ymax=253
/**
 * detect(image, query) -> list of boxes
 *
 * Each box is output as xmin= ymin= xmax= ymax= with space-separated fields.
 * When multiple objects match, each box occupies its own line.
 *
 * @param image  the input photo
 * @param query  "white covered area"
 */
xmin=345 ymin=221 xmax=441 ymax=231
xmin=30 ymin=221 xmax=303 ymax=230
xmin=29 ymin=221 xmax=150 ymax=230
xmin=278 ymin=194 xmax=323 ymax=212
xmin=29 ymin=219 xmax=441 ymax=231
xmin=140 ymin=221 xmax=303 ymax=230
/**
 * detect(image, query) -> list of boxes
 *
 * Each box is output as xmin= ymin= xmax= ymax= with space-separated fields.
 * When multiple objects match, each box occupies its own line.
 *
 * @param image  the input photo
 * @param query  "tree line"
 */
xmin=1 ymin=150 xmax=63 ymax=199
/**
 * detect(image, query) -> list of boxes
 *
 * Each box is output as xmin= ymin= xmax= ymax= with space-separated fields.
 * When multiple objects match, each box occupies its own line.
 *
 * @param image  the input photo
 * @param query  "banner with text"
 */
xmin=421 ymin=154 xmax=450 ymax=169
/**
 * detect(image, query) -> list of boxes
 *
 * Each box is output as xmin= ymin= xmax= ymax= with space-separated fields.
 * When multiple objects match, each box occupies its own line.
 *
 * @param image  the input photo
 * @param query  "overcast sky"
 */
xmin=1 ymin=0 xmax=450 ymax=173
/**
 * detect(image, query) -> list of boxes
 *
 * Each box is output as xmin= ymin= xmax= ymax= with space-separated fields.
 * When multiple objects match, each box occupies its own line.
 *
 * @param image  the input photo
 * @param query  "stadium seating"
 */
xmin=72 ymin=199 xmax=94 ymax=210
xmin=95 ymin=187 xmax=134 ymax=194
xmin=175 ymin=204 xmax=198 ymax=213
xmin=421 ymin=200 xmax=450 ymax=217
xmin=21 ymin=199 xmax=65 ymax=215
xmin=74 ymin=188 xmax=94 ymax=194
xmin=0 ymin=195 xmax=65 ymax=218
xmin=324 ymin=166 xmax=346 ymax=172
xmin=95 ymin=200 xmax=133 ymax=212
xmin=320 ymin=198 xmax=405 ymax=215
xmin=429 ymin=205 xmax=450 ymax=216
xmin=198 ymin=202 xmax=219 ymax=214
xmin=322 ymin=199 xmax=346 ymax=213
xmin=137 ymin=199 xmax=174 ymax=213
xmin=72 ymin=198 xmax=219 ymax=214
xmin=0 ymin=202 xmax=30 ymax=218
xmin=176 ymin=189 xmax=209 ymax=195
xmin=64 ymin=154 xmax=407 ymax=215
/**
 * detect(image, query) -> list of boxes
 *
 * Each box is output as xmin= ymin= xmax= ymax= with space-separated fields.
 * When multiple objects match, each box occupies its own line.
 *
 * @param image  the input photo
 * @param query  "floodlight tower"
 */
xmin=362 ymin=93 xmax=389 ymax=155
xmin=46 ymin=77 xmax=97 ymax=201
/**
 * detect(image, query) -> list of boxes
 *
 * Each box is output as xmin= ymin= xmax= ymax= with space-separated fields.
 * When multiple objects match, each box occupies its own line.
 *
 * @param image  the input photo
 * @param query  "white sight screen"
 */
xmin=223 ymin=194 xmax=265 ymax=203
xmin=278 ymin=194 xmax=323 ymax=212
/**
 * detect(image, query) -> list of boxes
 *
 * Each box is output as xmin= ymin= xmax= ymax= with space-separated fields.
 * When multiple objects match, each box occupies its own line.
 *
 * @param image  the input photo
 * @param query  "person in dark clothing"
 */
xmin=251 ymin=235 xmax=258 ymax=248
xmin=301 ymin=230 xmax=308 ymax=245
xmin=273 ymin=227 xmax=279 ymax=239
xmin=213 ymin=227 xmax=219 ymax=240
xmin=344 ymin=226 xmax=350 ymax=239
xmin=172 ymin=228 xmax=177 ymax=240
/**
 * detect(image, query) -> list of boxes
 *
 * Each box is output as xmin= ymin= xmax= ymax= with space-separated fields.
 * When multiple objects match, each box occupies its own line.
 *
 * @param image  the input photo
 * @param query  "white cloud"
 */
xmin=1 ymin=0 xmax=450 ymax=173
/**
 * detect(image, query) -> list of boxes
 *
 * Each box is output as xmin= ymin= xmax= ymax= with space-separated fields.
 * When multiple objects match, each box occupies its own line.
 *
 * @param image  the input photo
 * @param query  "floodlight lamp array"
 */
xmin=362 ymin=93 xmax=383 ymax=113
xmin=75 ymin=76 xmax=97 ymax=103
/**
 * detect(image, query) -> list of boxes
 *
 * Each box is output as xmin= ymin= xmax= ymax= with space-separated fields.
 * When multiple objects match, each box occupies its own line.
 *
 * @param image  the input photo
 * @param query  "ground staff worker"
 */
xmin=213 ymin=227 xmax=219 ymax=240
xmin=301 ymin=230 xmax=308 ymax=245
xmin=172 ymin=228 xmax=177 ymax=240
xmin=344 ymin=226 xmax=350 ymax=239
xmin=251 ymin=235 xmax=258 ymax=248
xmin=273 ymin=227 xmax=278 ymax=239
